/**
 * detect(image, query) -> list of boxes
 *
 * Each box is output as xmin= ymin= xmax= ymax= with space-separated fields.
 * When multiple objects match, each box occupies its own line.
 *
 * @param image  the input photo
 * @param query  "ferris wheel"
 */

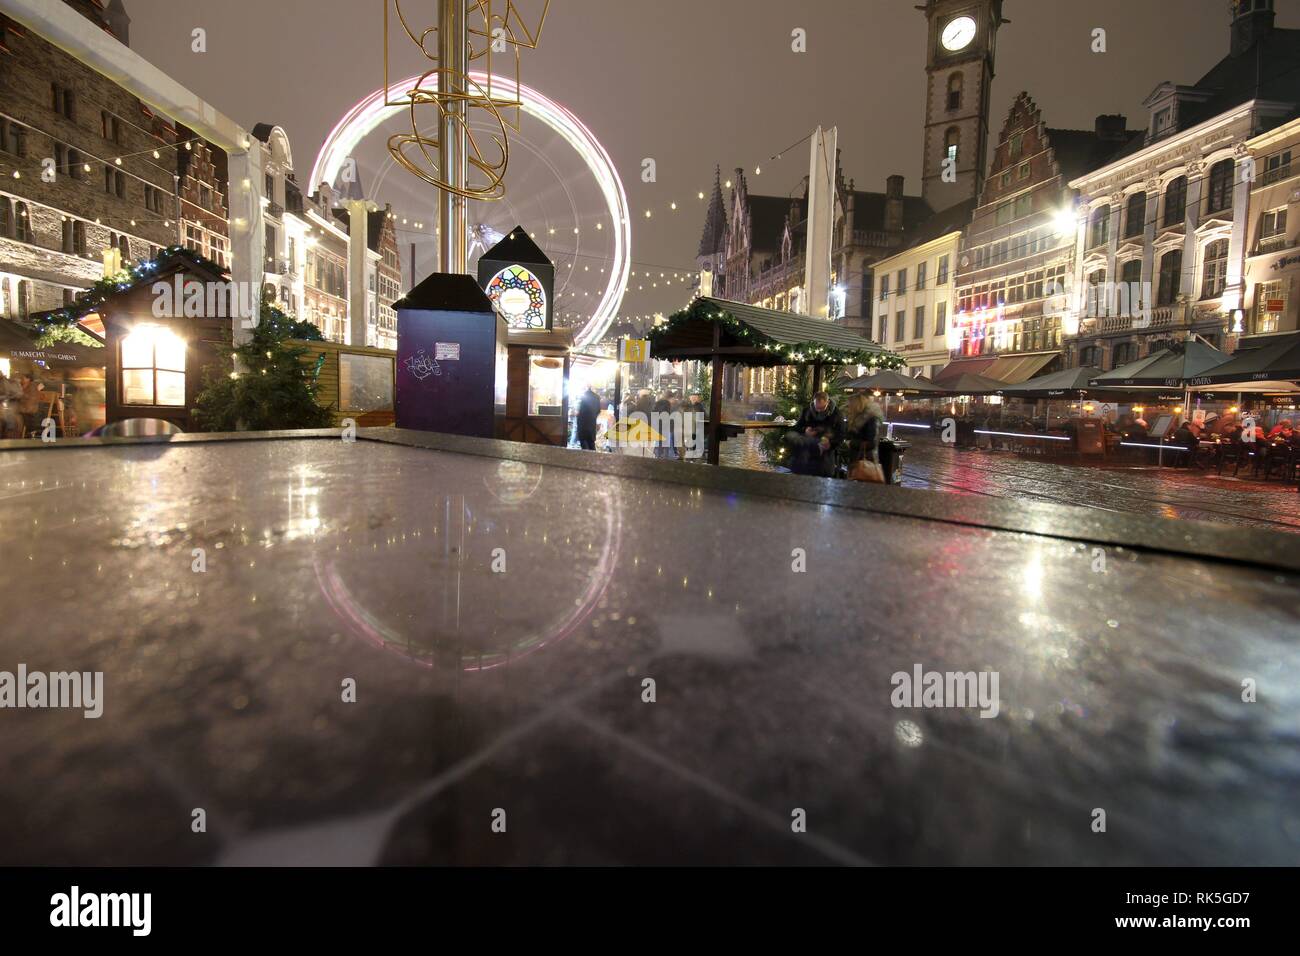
xmin=310 ymin=73 xmax=631 ymax=348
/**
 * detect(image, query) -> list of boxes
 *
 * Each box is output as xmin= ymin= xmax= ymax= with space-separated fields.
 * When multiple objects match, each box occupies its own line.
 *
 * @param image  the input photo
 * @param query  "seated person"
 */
xmin=1266 ymin=418 xmax=1294 ymax=441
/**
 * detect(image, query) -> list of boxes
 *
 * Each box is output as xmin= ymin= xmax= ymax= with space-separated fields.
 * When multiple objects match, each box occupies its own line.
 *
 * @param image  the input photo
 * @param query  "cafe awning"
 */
xmin=982 ymin=351 xmax=1061 ymax=384
xmin=0 ymin=318 xmax=105 ymax=368
xmin=840 ymin=368 xmax=945 ymax=393
xmin=1188 ymin=331 xmax=1300 ymax=387
xmin=1090 ymin=341 xmax=1227 ymax=387
xmin=933 ymin=372 xmax=1005 ymax=396
xmin=933 ymin=356 xmax=997 ymax=384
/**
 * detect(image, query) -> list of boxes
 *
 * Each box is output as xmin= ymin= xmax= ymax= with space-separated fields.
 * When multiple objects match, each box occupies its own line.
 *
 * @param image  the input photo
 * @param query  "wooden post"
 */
xmin=708 ymin=322 xmax=723 ymax=465
xmin=812 ymin=360 xmax=823 ymax=394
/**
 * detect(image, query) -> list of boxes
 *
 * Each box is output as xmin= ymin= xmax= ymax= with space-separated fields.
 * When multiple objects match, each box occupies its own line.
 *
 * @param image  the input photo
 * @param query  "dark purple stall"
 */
xmin=394 ymin=273 xmax=507 ymax=438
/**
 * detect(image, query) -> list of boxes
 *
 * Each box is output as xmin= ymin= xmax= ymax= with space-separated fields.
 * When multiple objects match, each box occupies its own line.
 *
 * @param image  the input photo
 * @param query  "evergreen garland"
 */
xmin=647 ymin=297 xmax=905 ymax=368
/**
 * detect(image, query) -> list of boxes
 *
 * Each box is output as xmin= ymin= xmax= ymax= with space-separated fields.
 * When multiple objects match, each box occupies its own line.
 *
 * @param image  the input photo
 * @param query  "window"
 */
xmin=199 ymin=185 xmax=211 ymax=209
xmin=1087 ymin=268 xmax=1107 ymax=317
xmin=185 ymin=225 xmax=202 ymax=255
xmin=14 ymin=202 xmax=30 ymax=243
xmin=1205 ymin=159 xmax=1233 ymax=215
xmin=1256 ymin=279 xmax=1286 ymax=334
xmin=51 ymin=83 xmax=75 ymax=120
xmin=1019 ymin=162 xmax=1031 ymax=180
xmin=265 ymin=172 xmax=275 ymax=201
xmin=877 ymin=315 xmax=888 ymax=342
xmin=1124 ymin=192 xmax=1146 ymax=238
xmin=1260 ymin=206 xmax=1287 ymax=248
xmin=118 ymin=234 xmax=129 ymax=262
xmin=527 ymin=350 xmax=564 ymax=416
xmin=947 ymin=73 xmax=962 ymax=111
xmin=104 ymin=167 xmax=124 ymax=198
xmin=896 ymin=268 xmax=907 ymax=295
xmin=1262 ymin=149 xmax=1292 ymax=186
xmin=1001 ymin=171 xmax=1013 ymax=187
xmin=1010 ymin=133 xmax=1024 ymax=160
xmin=121 ymin=325 xmax=187 ymax=407
xmin=936 ymin=255 xmax=949 ymax=285
xmin=339 ymin=353 xmax=394 ymax=413
xmin=144 ymin=184 xmax=166 ymax=214
xmin=944 ymin=128 xmax=960 ymax=166
xmin=1157 ymin=248 xmax=1182 ymax=305
xmin=895 ymin=311 xmax=905 ymax=341
xmin=935 ymin=301 xmax=947 ymax=336
xmin=996 ymin=201 xmax=1012 ymax=225
xmin=1112 ymin=342 xmax=1136 ymax=368
xmin=0 ymin=197 xmax=9 ymax=238
xmin=209 ymin=235 xmax=227 ymax=268
xmin=1014 ymin=194 xmax=1032 ymax=219
xmin=1163 ymin=176 xmax=1187 ymax=226
xmin=101 ymin=110 xmax=121 ymax=143
xmin=916 ymin=261 xmax=927 ymax=290
xmin=879 ymin=274 xmax=889 ymax=300
xmin=1153 ymin=107 xmax=1173 ymax=138
xmin=16 ymin=280 xmax=30 ymax=320
xmin=913 ymin=306 xmax=925 ymax=339
xmin=1080 ymin=345 xmax=1101 ymax=367
xmin=1119 ymin=259 xmax=1143 ymax=314
xmin=62 ymin=218 xmax=86 ymax=254
xmin=1200 ymin=239 xmax=1228 ymax=299
xmin=1089 ymin=204 xmax=1110 ymax=248
xmin=1006 ymin=273 xmax=1024 ymax=304
xmin=0 ymin=118 xmax=28 ymax=157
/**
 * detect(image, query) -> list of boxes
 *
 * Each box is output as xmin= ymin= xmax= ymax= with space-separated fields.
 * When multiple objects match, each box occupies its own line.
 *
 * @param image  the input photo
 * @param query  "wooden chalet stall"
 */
xmin=291 ymin=338 xmax=396 ymax=427
xmin=497 ymin=327 xmax=574 ymax=446
xmin=649 ymin=296 xmax=898 ymax=464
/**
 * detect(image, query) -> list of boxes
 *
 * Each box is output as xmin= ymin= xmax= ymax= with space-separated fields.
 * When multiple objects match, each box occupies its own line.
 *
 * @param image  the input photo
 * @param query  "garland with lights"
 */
xmin=34 ymin=245 xmax=230 ymax=338
xmin=647 ymin=297 xmax=904 ymax=369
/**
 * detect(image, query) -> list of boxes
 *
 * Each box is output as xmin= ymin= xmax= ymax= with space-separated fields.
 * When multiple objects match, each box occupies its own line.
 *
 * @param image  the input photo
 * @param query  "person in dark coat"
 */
xmin=786 ymin=391 xmax=844 ymax=477
xmin=651 ymin=391 xmax=675 ymax=459
xmin=844 ymin=392 xmax=884 ymax=473
xmin=576 ymin=384 xmax=601 ymax=450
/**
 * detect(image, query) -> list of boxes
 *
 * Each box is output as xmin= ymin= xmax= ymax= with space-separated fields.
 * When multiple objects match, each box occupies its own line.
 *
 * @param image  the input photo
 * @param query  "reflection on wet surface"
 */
xmin=718 ymin=430 xmax=1300 ymax=534
xmin=0 ymin=438 xmax=1296 ymax=865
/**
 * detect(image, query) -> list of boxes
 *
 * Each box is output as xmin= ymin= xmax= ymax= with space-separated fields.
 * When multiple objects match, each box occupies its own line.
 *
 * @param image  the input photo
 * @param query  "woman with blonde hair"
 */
xmin=844 ymin=392 xmax=885 ymax=481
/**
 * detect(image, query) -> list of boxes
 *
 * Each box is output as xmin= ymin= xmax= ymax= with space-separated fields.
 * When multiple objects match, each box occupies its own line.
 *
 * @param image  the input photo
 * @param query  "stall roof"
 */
xmin=649 ymin=296 xmax=896 ymax=367
xmin=0 ymin=318 xmax=105 ymax=367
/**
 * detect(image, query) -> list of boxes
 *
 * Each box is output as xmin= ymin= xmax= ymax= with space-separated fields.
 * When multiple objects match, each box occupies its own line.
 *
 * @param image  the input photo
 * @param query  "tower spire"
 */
xmin=697 ymin=164 xmax=728 ymax=258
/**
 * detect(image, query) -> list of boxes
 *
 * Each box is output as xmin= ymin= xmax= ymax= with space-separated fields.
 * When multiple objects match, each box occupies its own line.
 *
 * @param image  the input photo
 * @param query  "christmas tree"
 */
xmin=192 ymin=293 xmax=334 ymax=432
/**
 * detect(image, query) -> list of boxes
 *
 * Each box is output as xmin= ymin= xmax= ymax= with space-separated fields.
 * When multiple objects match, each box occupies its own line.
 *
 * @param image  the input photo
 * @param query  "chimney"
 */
xmin=884 ymin=175 xmax=905 ymax=233
xmin=1232 ymin=0 xmax=1275 ymax=58
xmin=1094 ymin=114 xmax=1128 ymax=142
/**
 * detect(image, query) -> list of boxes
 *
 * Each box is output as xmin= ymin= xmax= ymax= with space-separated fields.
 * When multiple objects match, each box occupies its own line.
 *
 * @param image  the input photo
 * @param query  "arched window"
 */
xmin=118 ymin=234 xmax=130 ymax=261
xmin=14 ymin=202 xmax=31 ymax=243
xmin=1163 ymin=176 xmax=1187 ymax=227
xmin=1157 ymin=248 xmax=1182 ymax=305
xmin=1206 ymin=159 xmax=1234 ymax=214
xmin=1112 ymin=342 xmax=1136 ymax=368
xmin=944 ymin=128 xmax=960 ymax=167
xmin=1087 ymin=267 xmax=1108 ymax=317
xmin=16 ymin=280 xmax=30 ymax=320
xmin=1080 ymin=345 xmax=1101 ymax=368
xmin=1124 ymin=192 xmax=1146 ymax=238
xmin=1201 ymin=238 xmax=1229 ymax=299
xmin=947 ymin=73 xmax=963 ymax=111
xmin=1119 ymin=258 xmax=1143 ymax=315
xmin=1089 ymin=205 xmax=1111 ymax=248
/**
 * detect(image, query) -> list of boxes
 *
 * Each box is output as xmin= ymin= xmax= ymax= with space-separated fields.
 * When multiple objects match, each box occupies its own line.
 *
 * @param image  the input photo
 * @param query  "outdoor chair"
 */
xmin=1216 ymin=441 xmax=1253 ymax=477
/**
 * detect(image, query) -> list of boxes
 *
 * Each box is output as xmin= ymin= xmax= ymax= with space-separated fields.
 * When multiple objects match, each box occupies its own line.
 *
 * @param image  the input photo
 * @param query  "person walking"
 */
xmin=576 ymin=383 xmax=601 ymax=450
xmin=786 ymin=390 xmax=844 ymax=477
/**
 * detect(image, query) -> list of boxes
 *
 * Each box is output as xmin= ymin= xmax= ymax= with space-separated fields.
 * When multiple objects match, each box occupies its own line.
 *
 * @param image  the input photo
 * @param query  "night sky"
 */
xmin=123 ymin=0 xmax=1299 ymax=328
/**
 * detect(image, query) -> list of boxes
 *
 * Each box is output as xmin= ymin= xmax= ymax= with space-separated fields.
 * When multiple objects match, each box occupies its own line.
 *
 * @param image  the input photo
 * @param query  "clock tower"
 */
xmin=919 ymin=0 xmax=1005 ymax=213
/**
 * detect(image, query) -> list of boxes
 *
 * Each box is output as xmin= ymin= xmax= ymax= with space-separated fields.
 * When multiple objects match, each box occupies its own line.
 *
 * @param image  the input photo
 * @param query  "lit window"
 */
xmin=121 ymin=325 xmax=186 ymax=406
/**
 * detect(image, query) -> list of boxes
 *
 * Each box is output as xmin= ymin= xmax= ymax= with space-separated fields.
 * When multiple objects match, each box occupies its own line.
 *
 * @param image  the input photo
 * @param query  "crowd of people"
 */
xmin=784 ymin=390 xmax=897 ymax=481
xmin=573 ymin=384 xmax=707 ymax=458
xmin=0 ymin=369 xmax=44 ymax=439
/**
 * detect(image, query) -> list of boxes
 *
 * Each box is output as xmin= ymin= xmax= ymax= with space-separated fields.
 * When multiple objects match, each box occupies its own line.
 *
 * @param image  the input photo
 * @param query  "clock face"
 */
xmin=942 ymin=15 xmax=977 ymax=51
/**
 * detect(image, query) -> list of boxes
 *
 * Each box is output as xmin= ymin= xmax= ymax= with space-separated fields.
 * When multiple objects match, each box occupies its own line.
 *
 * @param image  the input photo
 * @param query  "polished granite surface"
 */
xmin=0 ymin=434 xmax=1297 ymax=865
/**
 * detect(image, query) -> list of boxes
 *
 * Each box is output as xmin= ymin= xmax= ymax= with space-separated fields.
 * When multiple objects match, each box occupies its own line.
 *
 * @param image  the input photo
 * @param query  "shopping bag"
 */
xmin=848 ymin=458 xmax=885 ymax=483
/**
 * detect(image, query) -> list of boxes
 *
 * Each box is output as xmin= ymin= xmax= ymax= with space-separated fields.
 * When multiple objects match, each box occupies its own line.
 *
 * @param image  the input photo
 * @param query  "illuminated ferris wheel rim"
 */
xmin=309 ymin=71 xmax=631 ymax=348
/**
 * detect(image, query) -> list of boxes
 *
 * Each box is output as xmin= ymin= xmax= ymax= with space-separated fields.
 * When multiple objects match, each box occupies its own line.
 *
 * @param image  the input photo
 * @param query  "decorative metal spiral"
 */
xmin=386 ymin=0 xmax=550 ymax=202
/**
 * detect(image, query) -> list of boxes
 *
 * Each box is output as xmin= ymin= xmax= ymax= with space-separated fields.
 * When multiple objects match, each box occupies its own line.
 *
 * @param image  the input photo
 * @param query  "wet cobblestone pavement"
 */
xmin=718 ymin=433 xmax=1300 ymax=535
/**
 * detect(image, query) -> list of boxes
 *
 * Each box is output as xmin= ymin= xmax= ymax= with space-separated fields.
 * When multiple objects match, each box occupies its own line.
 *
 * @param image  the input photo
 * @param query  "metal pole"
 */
xmin=438 ymin=0 xmax=468 ymax=274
